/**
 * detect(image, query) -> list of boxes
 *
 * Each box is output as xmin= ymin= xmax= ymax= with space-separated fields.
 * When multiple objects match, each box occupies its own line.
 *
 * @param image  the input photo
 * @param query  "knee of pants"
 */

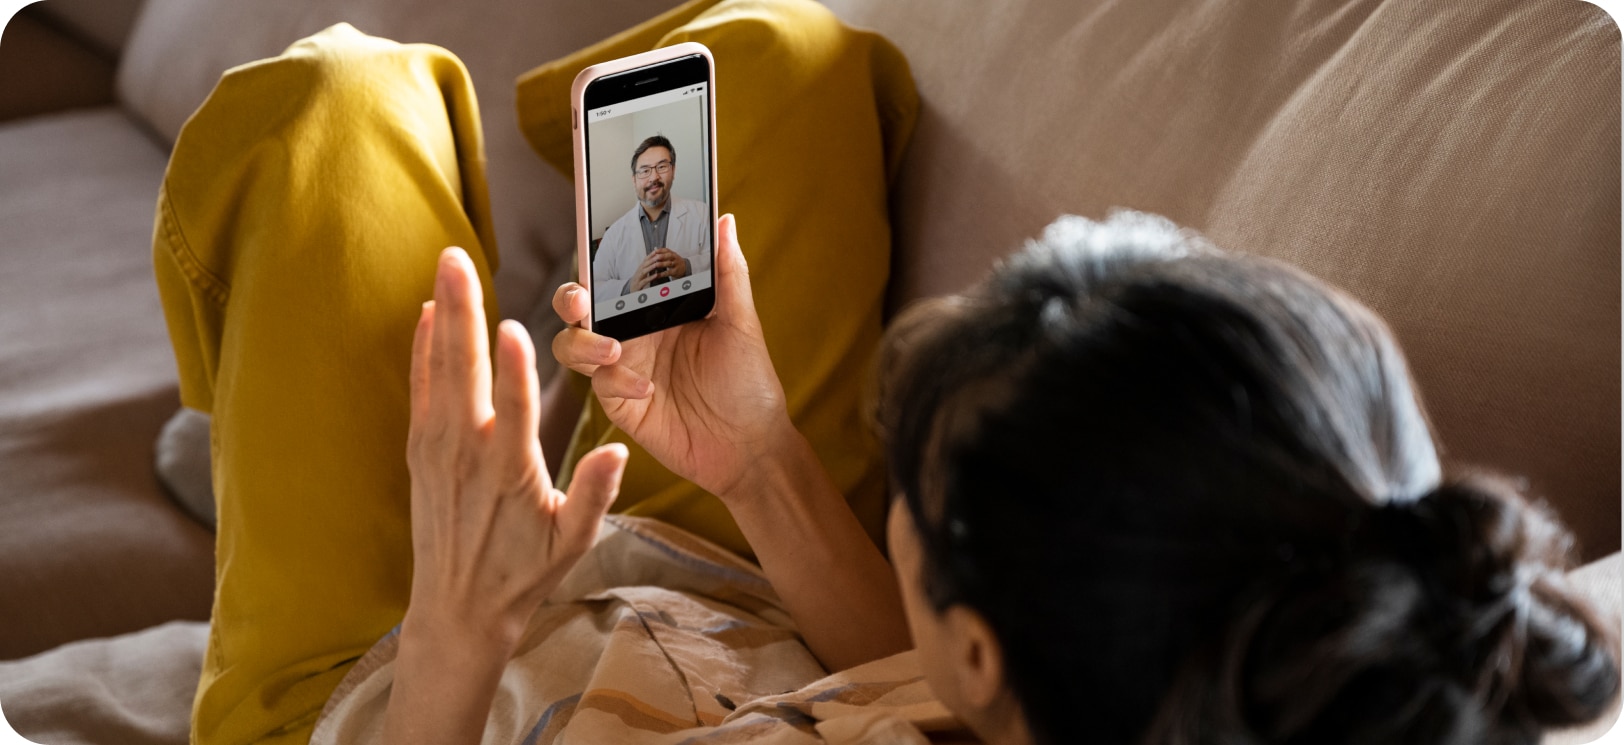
xmin=166 ymin=23 xmax=496 ymax=289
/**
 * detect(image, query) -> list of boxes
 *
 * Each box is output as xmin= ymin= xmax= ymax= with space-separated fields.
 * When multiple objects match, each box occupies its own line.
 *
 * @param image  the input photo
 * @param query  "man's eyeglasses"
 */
xmin=635 ymin=161 xmax=673 ymax=179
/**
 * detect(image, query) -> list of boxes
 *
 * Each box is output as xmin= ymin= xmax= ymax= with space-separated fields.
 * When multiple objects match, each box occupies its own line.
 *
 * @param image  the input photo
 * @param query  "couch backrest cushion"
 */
xmin=117 ymin=0 xmax=687 ymax=321
xmin=825 ymin=0 xmax=1620 ymax=557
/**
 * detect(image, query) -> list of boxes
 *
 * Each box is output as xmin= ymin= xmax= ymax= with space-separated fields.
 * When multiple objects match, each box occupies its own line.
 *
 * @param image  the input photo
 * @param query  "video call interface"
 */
xmin=586 ymin=83 xmax=713 ymax=322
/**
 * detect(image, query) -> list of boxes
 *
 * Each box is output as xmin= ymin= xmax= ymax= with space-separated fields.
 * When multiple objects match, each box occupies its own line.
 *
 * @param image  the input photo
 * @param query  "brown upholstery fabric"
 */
xmin=30 ymin=0 xmax=147 ymax=58
xmin=0 ymin=8 xmax=116 ymax=123
xmin=115 ymin=0 xmax=690 ymax=327
xmin=0 ymin=108 xmax=213 ymax=660
xmin=824 ymin=0 xmax=1621 ymax=558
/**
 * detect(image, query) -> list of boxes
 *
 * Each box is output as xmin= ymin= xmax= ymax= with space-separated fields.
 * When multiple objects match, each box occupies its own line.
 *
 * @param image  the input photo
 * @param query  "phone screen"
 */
xmin=583 ymin=56 xmax=714 ymax=339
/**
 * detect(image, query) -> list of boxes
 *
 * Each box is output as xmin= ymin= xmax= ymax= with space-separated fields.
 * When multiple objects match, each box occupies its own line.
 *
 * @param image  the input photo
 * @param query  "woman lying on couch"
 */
xmin=387 ymin=209 xmax=1619 ymax=745
xmin=151 ymin=6 xmax=1616 ymax=743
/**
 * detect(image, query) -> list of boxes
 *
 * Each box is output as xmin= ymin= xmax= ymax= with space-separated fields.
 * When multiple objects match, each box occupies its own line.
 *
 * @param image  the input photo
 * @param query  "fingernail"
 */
xmin=437 ymin=257 xmax=454 ymax=293
xmin=598 ymin=337 xmax=617 ymax=358
xmin=639 ymin=378 xmax=653 ymax=396
xmin=441 ymin=250 xmax=468 ymax=295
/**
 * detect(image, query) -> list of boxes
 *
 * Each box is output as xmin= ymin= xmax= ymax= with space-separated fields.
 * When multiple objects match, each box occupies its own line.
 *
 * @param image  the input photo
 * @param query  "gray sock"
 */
xmin=155 ymin=407 xmax=215 ymax=529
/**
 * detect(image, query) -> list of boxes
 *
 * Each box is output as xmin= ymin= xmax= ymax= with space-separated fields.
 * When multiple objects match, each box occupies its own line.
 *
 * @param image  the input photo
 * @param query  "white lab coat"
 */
xmin=592 ymin=197 xmax=712 ymax=296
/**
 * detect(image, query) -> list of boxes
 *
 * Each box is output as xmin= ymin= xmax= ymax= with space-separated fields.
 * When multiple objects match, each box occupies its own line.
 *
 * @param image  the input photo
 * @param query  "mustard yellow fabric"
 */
xmin=518 ymin=0 xmax=918 ymax=558
xmin=154 ymin=24 xmax=499 ymax=745
xmin=156 ymin=3 xmax=914 ymax=742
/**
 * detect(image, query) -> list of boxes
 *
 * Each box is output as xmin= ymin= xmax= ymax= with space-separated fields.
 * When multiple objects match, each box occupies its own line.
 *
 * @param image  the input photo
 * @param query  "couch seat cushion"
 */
xmin=0 ymin=107 xmax=213 ymax=660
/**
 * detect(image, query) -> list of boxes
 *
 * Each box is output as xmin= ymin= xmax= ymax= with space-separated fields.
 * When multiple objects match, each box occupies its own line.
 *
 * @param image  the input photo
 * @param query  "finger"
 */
xmin=552 ymin=282 xmax=589 ymax=327
xmin=557 ymin=443 xmax=628 ymax=540
xmin=409 ymin=301 xmax=435 ymax=426
xmin=431 ymin=247 xmax=493 ymax=425
xmin=493 ymin=319 xmax=549 ymax=489
xmin=715 ymin=214 xmax=760 ymax=322
xmin=552 ymin=326 xmax=621 ymax=375
xmin=591 ymin=363 xmax=654 ymax=400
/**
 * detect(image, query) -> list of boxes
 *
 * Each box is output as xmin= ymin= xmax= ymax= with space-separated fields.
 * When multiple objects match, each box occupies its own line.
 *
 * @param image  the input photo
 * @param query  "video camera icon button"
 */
xmin=615 ymin=299 xmax=625 ymax=311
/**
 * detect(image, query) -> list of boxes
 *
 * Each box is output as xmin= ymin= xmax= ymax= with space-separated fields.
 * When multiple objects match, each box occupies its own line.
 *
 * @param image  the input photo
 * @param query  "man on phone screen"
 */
xmin=593 ymin=135 xmax=711 ymax=297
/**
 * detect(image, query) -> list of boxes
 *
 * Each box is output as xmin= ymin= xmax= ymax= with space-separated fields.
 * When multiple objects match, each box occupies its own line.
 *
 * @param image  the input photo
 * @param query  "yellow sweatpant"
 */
xmin=153 ymin=3 xmax=915 ymax=743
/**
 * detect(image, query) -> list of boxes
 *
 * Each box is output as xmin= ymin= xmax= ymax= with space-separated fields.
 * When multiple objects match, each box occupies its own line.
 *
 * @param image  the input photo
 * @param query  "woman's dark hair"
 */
xmin=876 ymin=211 xmax=1619 ymax=744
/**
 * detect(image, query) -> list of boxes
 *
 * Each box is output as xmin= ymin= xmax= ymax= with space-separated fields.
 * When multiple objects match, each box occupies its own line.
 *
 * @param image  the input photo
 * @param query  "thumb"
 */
xmin=715 ymin=214 xmax=759 ymax=321
xmin=557 ymin=443 xmax=628 ymax=542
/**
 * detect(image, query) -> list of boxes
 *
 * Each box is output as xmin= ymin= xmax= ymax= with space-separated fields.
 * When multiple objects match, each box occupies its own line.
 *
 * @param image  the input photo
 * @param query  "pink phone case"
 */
xmin=570 ymin=42 xmax=718 ymax=332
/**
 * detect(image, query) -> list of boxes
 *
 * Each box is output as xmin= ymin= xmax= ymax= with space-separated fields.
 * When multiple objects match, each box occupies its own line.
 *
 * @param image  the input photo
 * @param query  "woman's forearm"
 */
xmin=720 ymin=430 xmax=912 ymax=672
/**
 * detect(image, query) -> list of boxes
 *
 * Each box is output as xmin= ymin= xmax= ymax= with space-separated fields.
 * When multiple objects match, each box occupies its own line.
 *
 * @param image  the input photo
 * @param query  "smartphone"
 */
xmin=571 ymin=43 xmax=718 ymax=341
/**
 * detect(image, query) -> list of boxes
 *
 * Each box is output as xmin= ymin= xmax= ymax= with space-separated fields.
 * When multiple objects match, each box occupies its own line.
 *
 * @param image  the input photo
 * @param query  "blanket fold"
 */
xmin=312 ymin=515 xmax=956 ymax=744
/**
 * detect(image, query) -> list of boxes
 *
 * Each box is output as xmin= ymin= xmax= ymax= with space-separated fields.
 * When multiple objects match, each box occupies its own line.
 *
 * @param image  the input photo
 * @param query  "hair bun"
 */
xmin=1234 ymin=476 xmax=1619 ymax=743
xmin=1359 ymin=478 xmax=1552 ymax=627
xmin=1392 ymin=478 xmax=1620 ymax=730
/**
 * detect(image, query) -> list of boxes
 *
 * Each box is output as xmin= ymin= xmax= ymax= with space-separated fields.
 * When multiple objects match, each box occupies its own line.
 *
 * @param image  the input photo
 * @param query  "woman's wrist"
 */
xmin=710 ymin=421 xmax=913 ymax=670
xmin=400 ymin=597 xmax=525 ymax=661
xmin=397 ymin=616 xmax=515 ymax=678
xmin=716 ymin=422 xmax=823 ymax=507
xmin=384 ymin=603 xmax=520 ymax=745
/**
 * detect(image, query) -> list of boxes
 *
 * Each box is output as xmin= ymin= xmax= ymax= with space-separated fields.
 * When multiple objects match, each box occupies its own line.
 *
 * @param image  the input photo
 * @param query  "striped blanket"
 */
xmin=311 ymin=515 xmax=963 ymax=744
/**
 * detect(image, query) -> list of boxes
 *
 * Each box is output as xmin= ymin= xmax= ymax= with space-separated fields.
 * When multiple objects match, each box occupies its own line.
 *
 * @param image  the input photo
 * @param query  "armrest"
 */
xmin=0 ymin=7 xmax=116 ymax=123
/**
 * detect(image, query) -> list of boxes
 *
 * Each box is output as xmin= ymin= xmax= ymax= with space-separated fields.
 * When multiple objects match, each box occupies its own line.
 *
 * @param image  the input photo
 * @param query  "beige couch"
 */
xmin=0 ymin=0 xmax=1618 ymax=742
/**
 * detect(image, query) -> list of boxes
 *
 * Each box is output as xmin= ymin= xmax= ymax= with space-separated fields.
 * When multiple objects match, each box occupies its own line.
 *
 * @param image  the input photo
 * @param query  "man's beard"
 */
xmin=639 ymin=182 xmax=670 ymax=211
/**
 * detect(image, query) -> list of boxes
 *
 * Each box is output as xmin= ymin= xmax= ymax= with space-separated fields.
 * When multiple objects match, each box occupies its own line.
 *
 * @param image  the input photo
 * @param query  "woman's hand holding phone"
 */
xmin=552 ymin=214 xmax=798 ymax=503
xmin=554 ymin=216 xmax=913 ymax=671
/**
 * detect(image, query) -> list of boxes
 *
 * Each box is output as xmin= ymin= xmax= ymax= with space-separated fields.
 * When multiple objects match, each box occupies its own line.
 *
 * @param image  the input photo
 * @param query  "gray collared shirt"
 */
xmin=638 ymin=204 xmax=671 ymax=256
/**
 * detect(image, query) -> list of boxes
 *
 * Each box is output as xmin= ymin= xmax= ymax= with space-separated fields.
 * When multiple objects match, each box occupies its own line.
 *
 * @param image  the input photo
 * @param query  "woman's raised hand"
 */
xmin=550 ymin=214 xmax=796 ymax=503
xmin=404 ymin=247 xmax=628 ymax=649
